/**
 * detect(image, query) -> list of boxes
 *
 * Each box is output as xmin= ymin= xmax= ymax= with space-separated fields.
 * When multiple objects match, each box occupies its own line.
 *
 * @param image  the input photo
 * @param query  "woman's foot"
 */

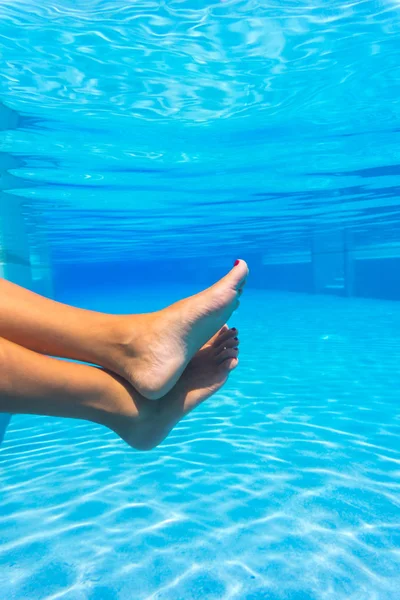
xmin=108 ymin=260 xmax=248 ymax=400
xmin=115 ymin=325 xmax=239 ymax=450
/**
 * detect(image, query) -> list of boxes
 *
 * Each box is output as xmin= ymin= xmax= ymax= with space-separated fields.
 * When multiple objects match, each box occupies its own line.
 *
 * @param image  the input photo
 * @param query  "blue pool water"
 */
xmin=1 ymin=289 xmax=400 ymax=599
xmin=1 ymin=1 xmax=400 ymax=599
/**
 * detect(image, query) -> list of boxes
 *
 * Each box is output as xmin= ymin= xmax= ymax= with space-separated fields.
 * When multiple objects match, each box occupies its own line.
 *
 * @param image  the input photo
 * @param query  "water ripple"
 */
xmin=0 ymin=0 xmax=399 ymax=126
xmin=1 ymin=291 xmax=400 ymax=598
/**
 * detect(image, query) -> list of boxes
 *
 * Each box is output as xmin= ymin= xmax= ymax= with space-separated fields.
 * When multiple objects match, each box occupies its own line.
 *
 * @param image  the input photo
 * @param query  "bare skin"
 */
xmin=0 ymin=326 xmax=239 ymax=450
xmin=0 ymin=260 xmax=248 ymax=400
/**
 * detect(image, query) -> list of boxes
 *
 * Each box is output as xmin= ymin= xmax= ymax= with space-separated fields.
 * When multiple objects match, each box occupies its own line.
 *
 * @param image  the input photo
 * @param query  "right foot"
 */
xmin=109 ymin=260 xmax=248 ymax=400
xmin=116 ymin=325 xmax=240 ymax=450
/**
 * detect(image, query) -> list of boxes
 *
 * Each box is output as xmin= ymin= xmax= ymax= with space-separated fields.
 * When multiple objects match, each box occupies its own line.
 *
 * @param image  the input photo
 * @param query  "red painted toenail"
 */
xmin=232 ymin=327 xmax=237 ymax=331
xmin=234 ymin=259 xmax=240 ymax=266
xmin=234 ymin=337 xmax=238 ymax=341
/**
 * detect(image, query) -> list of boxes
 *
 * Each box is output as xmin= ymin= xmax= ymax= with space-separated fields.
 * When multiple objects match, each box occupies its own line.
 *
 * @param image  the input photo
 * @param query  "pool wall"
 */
xmin=0 ymin=102 xmax=54 ymax=443
xmin=52 ymin=251 xmax=400 ymax=302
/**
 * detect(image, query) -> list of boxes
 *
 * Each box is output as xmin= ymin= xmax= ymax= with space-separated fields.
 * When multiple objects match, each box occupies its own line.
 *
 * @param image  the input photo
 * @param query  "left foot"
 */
xmin=113 ymin=325 xmax=239 ymax=450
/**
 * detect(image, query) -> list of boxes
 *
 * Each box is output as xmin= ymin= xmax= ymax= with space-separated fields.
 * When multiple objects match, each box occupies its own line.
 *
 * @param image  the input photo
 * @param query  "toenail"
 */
xmin=234 ymin=259 xmax=240 ymax=266
xmin=232 ymin=327 xmax=237 ymax=331
xmin=234 ymin=337 xmax=238 ymax=341
xmin=234 ymin=347 xmax=239 ymax=350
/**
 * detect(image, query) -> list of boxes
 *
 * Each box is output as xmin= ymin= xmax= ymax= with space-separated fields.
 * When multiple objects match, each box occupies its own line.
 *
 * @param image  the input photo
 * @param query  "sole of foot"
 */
xmin=118 ymin=325 xmax=239 ymax=450
xmin=113 ymin=260 xmax=248 ymax=400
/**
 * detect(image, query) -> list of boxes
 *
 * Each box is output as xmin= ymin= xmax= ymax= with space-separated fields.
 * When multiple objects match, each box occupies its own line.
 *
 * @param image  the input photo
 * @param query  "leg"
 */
xmin=0 ymin=335 xmax=135 ymax=431
xmin=0 ymin=260 xmax=248 ymax=399
xmin=0 ymin=326 xmax=239 ymax=451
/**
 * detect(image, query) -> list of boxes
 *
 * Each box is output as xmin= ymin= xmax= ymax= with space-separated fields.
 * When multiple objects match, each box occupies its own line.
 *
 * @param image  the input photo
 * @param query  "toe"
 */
xmin=217 ymin=346 xmax=239 ymax=363
xmin=208 ymin=325 xmax=230 ymax=347
xmin=215 ymin=336 xmax=239 ymax=355
xmin=215 ymin=327 xmax=238 ymax=346
xmin=220 ymin=357 xmax=239 ymax=372
xmin=217 ymin=324 xmax=230 ymax=336
xmin=220 ymin=259 xmax=248 ymax=292
xmin=230 ymin=259 xmax=249 ymax=289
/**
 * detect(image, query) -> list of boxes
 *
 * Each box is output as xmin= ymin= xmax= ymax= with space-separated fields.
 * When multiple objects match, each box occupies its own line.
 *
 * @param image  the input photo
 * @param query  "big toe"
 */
xmin=209 ymin=324 xmax=230 ymax=346
xmin=225 ymin=259 xmax=249 ymax=290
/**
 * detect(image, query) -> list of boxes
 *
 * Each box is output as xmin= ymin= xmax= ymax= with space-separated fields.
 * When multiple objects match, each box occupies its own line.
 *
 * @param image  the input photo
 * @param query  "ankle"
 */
xmin=94 ymin=314 xmax=139 ymax=370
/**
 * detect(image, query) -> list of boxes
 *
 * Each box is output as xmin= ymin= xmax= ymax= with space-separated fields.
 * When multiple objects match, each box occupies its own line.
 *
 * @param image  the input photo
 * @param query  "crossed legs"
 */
xmin=0 ymin=261 xmax=248 ymax=450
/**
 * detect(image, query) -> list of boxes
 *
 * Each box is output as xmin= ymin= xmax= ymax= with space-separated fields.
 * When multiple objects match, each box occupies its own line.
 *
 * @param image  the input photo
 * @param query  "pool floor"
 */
xmin=1 ymin=289 xmax=400 ymax=599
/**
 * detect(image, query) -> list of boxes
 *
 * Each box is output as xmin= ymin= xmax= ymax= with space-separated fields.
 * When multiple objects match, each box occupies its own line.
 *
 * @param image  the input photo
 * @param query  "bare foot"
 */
xmin=109 ymin=260 xmax=248 ymax=400
xmin=113 ymin=325 xmax=239 ymax=450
